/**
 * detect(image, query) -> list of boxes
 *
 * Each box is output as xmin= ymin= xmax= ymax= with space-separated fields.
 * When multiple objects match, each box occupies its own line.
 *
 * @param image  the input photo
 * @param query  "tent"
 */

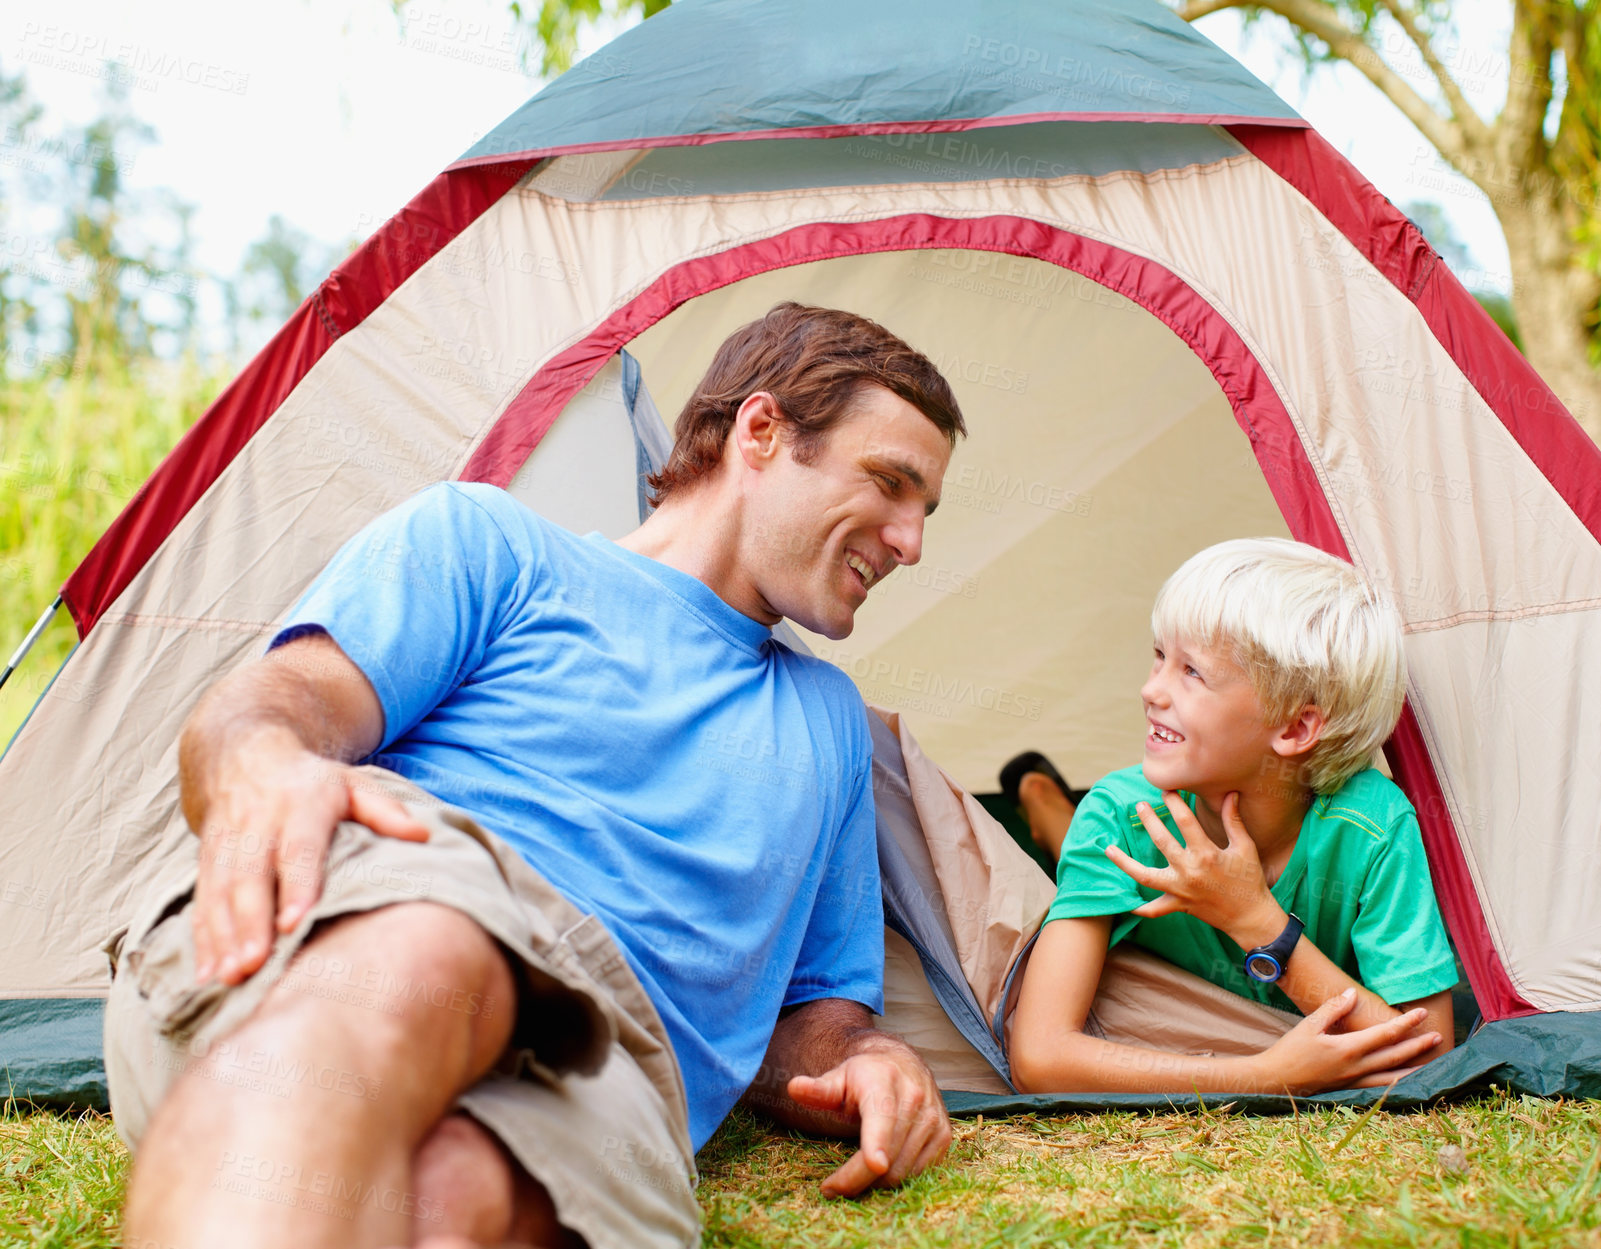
xmin=5 ymin=0 xmax=1601 ymax=1112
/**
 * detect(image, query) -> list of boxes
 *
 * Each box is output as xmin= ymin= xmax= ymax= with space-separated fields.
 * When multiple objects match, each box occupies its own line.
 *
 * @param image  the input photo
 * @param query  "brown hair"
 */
xmin=646 ymin=302 xmax=965 ymax=505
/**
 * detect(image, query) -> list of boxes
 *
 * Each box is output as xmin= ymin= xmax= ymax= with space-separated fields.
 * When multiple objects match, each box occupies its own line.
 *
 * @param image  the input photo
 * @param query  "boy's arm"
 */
xmin=1108 ymin=793 xmax=1450 ymax=1053
xmin=1250 ymin=929 xmax=1453 ymax=1060
xmin=1010 ymin=916 xmax=1443 ymax=1095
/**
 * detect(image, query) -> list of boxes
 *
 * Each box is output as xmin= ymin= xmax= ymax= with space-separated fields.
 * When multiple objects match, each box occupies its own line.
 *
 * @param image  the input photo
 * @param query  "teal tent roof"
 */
xmin=454 ymin=0 xmax=1301 ymax=168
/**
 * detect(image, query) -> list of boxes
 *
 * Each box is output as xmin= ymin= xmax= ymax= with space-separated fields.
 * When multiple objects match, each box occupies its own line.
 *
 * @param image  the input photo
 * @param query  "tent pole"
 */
xmin=0 ymin=597 xmax=62 ymax=693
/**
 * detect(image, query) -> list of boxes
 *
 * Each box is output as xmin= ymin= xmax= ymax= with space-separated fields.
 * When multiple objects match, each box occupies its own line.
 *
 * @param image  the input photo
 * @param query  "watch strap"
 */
xmin=1243 ymin=913 xmax=1304 ymax=983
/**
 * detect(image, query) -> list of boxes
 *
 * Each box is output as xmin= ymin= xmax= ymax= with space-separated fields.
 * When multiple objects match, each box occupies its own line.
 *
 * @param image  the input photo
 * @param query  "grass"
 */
xmin=0 ymin=1105 xmax=125 ymax=1249
xmin=695 ymin=1095 xmax=1601 ymax=1247
xmin=5 ymin=1093 xmax=1601 ymax=1247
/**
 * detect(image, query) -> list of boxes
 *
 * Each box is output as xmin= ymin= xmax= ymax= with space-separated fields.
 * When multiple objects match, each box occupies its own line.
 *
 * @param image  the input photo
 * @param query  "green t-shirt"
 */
xmin=1044 ymin=765 xmax=1458 ymax=1012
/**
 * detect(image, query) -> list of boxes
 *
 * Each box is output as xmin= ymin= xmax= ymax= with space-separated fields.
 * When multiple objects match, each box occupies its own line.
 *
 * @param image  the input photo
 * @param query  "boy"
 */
xmin=1011 ymin=538 xmax=1457 ymax=1096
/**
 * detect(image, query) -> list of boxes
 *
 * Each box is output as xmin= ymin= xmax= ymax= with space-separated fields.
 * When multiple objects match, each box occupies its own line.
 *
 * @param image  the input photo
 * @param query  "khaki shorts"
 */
xmin=104 ymin=767 xmax=700 ymax=1249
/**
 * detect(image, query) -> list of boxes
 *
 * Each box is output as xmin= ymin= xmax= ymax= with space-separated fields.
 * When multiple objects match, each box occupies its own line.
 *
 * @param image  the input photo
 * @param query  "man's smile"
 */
xmin=845 ymin=551 xmax=882 ymax=591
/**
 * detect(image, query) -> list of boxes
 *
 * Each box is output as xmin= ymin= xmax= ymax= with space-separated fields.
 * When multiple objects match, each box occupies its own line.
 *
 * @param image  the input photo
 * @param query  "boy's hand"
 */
xmin=1107 ymin=791 xmax=1285 ymax=946
xmin=1251 ymin=989 xmax=1440 ymax=1094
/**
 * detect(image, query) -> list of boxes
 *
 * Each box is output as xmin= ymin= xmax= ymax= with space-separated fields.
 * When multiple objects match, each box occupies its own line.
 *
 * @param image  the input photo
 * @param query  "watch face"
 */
xmin=1245 ymin=953 xmax=1283 ymax=983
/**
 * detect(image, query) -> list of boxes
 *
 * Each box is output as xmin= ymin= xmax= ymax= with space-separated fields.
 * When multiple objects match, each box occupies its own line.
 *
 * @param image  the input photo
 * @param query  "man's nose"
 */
xmin=884 ymin=507 xmax=925 ymax=568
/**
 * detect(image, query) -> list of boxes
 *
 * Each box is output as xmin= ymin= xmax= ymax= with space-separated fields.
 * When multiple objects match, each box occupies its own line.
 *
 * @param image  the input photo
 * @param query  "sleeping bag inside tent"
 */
xmin=4 ymin=0 xmax=1601 ymax=1114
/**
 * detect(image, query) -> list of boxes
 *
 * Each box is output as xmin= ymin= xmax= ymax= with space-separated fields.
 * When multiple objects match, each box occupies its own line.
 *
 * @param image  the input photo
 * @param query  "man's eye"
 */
xmin=876 ymin=473 xmax=900 ymax=492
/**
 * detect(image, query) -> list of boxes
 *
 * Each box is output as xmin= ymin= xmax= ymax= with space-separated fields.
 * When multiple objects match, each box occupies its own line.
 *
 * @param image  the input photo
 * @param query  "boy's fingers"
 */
xmin=1219 ymin=793 xmax=1256 ymax=855
xmin=1352 ymin=1065 xmax=1423 ymax=1088
xmin=1354 ymin=1033 xmax=1439 ymax=1077
xmin=1158 ymin=792 xmax=1201 ymax=835
xmin=1104 ymin=844 xmax=1156 ymax=883
xmin=1129 ymin=896 xmax=1181 ymax=919
xmin=274 ymin=805 xmax=335 ymax=934
xmin=1134 ymin=802 xmax=1184 ymax=853
xmin=1303 ymin=987 xmax=1359 ymax=1033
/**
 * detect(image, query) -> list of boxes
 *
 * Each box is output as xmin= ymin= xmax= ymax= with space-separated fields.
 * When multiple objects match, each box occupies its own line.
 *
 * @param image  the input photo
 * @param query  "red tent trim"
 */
xmin=1230 ymin=124 xmax=1601 ymax=544
xmin=459 ymin=211 xmax=1531 ymax=1020
xmin=59 ymin=159 xmax=535 ymax=640
xmin=446 ymin=112 xmax=1308 ymax=170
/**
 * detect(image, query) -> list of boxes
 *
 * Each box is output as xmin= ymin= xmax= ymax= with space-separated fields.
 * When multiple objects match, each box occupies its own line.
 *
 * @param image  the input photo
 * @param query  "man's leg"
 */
xmin=123 ymin=901 xmax=520 ymax=1249
xmin=409 ymin=1112 xmax=585 ymax=1248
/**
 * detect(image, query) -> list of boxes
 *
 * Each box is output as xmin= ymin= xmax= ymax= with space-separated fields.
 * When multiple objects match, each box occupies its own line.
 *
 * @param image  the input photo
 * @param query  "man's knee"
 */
xmin=207 ymin=901 xmax=522 ymax=1094
xmin=274 ymin=903 xmax=514 ymax=1031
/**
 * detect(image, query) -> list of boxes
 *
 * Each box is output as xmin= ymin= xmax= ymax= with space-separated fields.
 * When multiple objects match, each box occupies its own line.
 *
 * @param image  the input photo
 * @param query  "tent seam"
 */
xmin=311 ymin=284 xmax=342 ymax=341
xmin=1402 ymin=597 xmax=1601 ymax=634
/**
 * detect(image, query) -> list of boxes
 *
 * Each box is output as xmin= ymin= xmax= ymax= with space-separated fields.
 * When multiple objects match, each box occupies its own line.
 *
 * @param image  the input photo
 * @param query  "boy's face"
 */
xmin=1139 ymin=635 xmax=1283 ymax=798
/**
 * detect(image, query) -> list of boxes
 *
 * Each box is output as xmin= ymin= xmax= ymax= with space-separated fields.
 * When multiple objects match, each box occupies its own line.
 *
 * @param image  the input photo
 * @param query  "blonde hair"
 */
xmin=1151 ymin=538 xmax=1407 ymax=794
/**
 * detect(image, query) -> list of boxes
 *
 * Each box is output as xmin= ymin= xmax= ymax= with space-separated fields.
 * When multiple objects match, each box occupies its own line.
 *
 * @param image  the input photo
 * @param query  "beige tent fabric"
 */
xmin=882 ymin=928 xmax=1011 ymax=1094
xmin=1084 ymin=946 xmax=1297 ymax=1058
xmin=4 ymin=146 xmax=1598 ymax=1013
xmin=1405 ymin=613 xmax=1601 ymax=1011
xmin=873 ymin=708 xmax=1054 ymax=1027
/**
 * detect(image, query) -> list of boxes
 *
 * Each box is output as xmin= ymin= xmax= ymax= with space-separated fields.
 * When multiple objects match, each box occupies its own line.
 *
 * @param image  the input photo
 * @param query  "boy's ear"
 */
xmin=1270 ymin=704 xmax=1326 ymax=759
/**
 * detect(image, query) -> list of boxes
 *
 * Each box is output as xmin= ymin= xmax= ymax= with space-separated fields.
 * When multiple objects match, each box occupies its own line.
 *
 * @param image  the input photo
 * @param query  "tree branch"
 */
xmin=1176 ymin=0 xmax=1244 ymax=18
xmin=1497 ymin=0 xmax=1556 ymax=169
xmin=1178 ymin=0 xmax=1479 ymax=170
xmin=1374 ymin=0 xmax=1491 ymax=146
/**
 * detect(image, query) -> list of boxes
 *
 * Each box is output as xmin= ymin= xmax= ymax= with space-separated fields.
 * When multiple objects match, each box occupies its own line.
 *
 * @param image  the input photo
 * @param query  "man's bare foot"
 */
xmin=1017 ymin=771 xmax=1076 ymax=864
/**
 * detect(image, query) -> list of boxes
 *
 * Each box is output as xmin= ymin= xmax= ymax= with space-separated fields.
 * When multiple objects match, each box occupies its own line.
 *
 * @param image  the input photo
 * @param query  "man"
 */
xmin=109 ymin=302 xmax=966 ymax=1249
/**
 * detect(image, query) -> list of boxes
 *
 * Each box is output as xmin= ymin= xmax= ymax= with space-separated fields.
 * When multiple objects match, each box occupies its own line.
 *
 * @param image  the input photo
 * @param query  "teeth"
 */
xmin=846 ymin=554 xmax=876 ymax=588
xmin=1150 ymin=725 xmax=1182 ymax=743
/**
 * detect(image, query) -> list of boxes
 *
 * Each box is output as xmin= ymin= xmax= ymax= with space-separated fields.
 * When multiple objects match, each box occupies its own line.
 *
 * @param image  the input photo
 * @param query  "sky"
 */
xmin=3 ymin=0 xmax=1518 ymax=347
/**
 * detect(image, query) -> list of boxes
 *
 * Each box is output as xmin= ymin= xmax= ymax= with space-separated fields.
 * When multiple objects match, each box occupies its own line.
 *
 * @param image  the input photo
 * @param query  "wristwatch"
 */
xmin=1243 ymin=913 xmax=1304 ymax=983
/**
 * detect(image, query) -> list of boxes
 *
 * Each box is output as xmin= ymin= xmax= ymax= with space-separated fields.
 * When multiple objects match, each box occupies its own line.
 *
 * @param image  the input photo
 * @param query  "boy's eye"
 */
xmin=1185 ymin=665 xmax=1202 ymax=679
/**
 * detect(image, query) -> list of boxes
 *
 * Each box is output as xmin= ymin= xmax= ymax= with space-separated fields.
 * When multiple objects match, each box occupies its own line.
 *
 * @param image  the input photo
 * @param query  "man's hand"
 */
xmin=1106 ymin=791 xmax=1284 ymax=947
xmin=747 ymin=999 xmax=950 ymax=1197
xmin=786 ymin=1039 xmax=951 ymax=1196
xmin=1249 ymin=989 xmax=1441 ymax=1095
xmin=180 ymin=632 xmax=430 ymax=986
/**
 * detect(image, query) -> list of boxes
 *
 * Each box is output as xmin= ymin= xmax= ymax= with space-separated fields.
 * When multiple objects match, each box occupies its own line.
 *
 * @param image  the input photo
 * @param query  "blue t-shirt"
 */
xmin=271 ymin=483 xmax=884 ymax=1150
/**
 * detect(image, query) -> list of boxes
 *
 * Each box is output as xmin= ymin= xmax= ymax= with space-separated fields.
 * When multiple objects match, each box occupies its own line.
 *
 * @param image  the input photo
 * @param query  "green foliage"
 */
xmin=1475 ymin=290 xmax=1524 ymax=351
xmin=507 ymin=0 xmax=669 ymax=75
xmin=0 ymin=361 xmax=221 ymax=751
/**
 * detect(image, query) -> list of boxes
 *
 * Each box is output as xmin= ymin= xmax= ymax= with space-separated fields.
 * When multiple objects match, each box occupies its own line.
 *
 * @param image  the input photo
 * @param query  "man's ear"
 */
xmin=733 ymin=392 xmax=783 ymax=471
xmin=1270 ymin=704 xmax=1326 ymax=759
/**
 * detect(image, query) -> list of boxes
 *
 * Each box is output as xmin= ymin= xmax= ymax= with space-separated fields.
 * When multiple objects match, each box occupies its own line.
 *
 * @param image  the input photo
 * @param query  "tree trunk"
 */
xmin=1492 ymin=192 xmax=1601 ymax=444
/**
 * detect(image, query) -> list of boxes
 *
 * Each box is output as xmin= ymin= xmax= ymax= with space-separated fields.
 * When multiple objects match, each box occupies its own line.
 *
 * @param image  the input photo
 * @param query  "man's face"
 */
xmin=745 ymin=385 xmax=951 ymax=641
